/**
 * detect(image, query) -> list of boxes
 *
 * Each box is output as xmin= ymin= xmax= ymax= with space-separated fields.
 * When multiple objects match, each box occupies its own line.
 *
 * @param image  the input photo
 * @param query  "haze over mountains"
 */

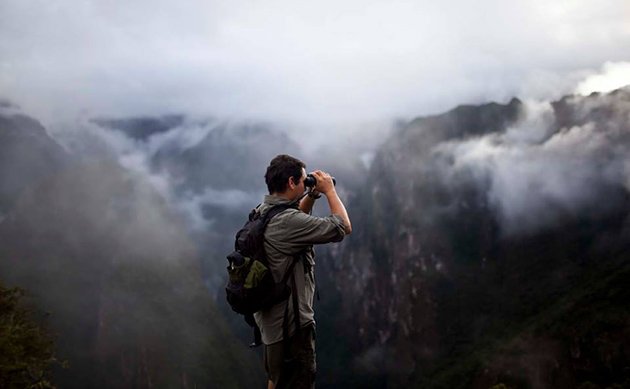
xmin=327 ymin=87 xmax=630 ymax=388
xmin=0 ymin=87 xmax=629 ymax=388
xmin=0 ymin=109 xmax=265 ymax=387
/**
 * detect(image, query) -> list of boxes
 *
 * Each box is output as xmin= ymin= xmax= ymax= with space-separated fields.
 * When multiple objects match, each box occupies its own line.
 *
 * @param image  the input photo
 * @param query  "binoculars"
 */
xmin=304 ymin=174 xmax=336 ymax=188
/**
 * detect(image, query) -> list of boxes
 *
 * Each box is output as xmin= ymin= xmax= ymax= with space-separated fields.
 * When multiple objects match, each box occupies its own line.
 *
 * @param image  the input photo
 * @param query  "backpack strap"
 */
xmin=260 ymin=203 xmax=295 ymax=225
xmin=290 ymin=263 xmax=301 ymax=335
xmin=282 ymin=253 xmax=304 ymax=361
xmin=251 ymin=203 xmax=296 ymax=266
xmin=260 ymin=203 xmax=300 ymax=273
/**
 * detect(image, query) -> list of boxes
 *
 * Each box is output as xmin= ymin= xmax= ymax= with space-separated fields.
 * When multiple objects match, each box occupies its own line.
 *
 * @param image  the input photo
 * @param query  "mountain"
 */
xmin=91 ymin=115 xmax=185 ymax=141
xmin=3 ymin=87 xmax=629 ymax=388
xmin=98 ymin=117 xmax=312 ymax=290
xmin=0 ymin=110 xmax=263 ymax=388
xmin=150 ymin=120 xmax=300 ymax=193
xmin=0 ymin=109 xmax=69 ymax=213
xmin=317 ymin=88 xmax=630 ymax=388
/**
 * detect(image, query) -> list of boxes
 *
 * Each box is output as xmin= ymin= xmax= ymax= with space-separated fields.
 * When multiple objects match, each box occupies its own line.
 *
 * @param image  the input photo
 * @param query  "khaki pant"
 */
xmin=264 ymin=324 xmax=316 ymax=389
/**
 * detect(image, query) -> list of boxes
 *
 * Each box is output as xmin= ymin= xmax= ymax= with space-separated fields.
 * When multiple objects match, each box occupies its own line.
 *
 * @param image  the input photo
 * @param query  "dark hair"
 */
xmin=265 ymin=154 xmax=306 ymax=194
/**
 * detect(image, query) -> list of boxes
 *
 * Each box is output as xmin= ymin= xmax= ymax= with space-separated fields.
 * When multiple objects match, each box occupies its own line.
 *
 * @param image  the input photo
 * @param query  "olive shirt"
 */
xmin=253 ymin=194 xmax=346 ymax=345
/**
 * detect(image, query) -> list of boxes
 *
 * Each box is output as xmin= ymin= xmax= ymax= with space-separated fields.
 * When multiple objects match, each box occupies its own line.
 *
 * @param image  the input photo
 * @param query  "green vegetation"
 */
xmin=0 ymin=282 xmax=63 ymax=389
xmin=417 ymin=256 xmax=630 ymax=389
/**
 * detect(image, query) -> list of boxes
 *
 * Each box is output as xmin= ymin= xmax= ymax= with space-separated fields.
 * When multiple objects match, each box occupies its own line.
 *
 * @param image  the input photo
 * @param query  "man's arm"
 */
xmin=299 ymin=192 xmax=316 ymax=214
xmin=322 ymin=188 xmax=352 ymax=234
xmin=311 ymin=170 xmax=352 ymax=234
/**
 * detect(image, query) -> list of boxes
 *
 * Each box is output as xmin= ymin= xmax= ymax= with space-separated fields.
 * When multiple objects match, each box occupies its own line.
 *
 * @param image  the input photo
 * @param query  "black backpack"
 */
xmin=225 ymin=203 xmax=301 ymax=346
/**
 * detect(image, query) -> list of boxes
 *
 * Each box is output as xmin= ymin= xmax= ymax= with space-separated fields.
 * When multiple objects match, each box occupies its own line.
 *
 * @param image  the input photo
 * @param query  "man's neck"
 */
xmin=270 ymin=192 xmax=293 ymax=201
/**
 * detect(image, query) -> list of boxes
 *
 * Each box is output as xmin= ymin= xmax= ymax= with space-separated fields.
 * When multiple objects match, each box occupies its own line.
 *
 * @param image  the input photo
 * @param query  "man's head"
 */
xmin=265 ymin=154 xmax=306 ymax=199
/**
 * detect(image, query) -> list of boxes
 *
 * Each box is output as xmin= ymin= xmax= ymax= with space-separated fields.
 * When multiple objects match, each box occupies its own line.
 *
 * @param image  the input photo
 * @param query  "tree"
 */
xmin=0 ymin=282 xmax=62 ymax=389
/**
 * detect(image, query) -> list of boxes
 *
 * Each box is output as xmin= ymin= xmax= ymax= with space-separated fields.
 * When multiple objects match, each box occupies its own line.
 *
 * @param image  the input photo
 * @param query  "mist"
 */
xmin=1 ymin=0 xmax=629 ymax=129
xmin=2 ymin=1 xmax=630 ymax=387
xmin=0 ymin=111 xmax=266 ymax=386
xmin=428 ymin=89 xmax=630 ymax=235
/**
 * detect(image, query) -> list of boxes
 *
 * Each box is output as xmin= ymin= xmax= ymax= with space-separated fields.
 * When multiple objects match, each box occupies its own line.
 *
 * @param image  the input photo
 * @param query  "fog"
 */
xmin=1 ymin=0 xmax=629 ymax=129
xmin=433 ymin=90 xmax=630 ymax=234
xmin=2 ymin=2 xmax=630 ymax=386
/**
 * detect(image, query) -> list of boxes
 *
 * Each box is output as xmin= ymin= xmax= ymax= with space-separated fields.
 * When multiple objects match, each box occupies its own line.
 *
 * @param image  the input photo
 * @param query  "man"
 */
xmin=254 ymin=154 xmax=352 ymax=389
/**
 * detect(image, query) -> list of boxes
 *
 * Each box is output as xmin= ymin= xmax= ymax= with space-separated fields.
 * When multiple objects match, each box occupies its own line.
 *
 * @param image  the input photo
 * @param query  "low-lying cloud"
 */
xmin=48 ymin=117 xmax=254 ymax=232
xmin=433 ymin=89 xmax=630 ymax=235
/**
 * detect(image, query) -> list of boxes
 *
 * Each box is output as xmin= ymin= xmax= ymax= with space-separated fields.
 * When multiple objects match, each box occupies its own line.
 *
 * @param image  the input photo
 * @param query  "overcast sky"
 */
xmin=1 ymin=0 xmax=629 ymax=126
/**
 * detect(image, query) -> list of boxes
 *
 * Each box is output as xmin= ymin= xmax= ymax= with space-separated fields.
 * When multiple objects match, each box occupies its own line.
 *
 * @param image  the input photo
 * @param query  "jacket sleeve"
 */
xmin=266 ymin=210 xmax=346 ymax=253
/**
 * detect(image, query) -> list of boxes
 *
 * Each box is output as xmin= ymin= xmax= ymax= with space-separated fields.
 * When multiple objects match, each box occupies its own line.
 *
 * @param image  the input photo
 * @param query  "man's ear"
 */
xmin=288 ymin=176 xmax=296 ymax=189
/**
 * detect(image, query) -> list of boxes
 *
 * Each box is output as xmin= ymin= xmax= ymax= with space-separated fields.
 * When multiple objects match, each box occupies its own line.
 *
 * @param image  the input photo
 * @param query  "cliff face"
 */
xmin=323 ymin=89 xmax=630 ymax=388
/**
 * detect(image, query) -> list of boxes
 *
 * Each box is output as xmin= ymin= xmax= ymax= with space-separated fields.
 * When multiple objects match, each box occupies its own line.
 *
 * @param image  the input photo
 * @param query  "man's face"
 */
xmin=288 ymin=168 xmax=307 ymax=200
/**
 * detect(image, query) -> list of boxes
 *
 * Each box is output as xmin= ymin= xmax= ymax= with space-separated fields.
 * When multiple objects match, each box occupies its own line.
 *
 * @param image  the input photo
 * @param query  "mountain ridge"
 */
xmin=1 ymin=87 xmax=629 ymax=387
xmin=317 ymin=86 xmax=630 ymax=388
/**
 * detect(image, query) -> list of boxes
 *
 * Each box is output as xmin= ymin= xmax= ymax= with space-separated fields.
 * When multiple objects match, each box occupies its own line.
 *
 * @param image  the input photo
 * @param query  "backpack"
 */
xmin=225 ymin=203 xmax=302 ymax=346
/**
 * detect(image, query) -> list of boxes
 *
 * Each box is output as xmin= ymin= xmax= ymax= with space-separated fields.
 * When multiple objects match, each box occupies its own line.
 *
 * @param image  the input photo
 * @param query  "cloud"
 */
xmin=433 ymin=92 xmax=630 ymax=235
xmin=1 ymin=0 xmax=629 ymax=127
xmin=49 ymin=117 xmax=269 ymax=233
xmin=575 ymin=61 xmax=630 ymax=95
xmin=3 ymin=1 xmax=629 ymax=238
xmin=178 ymin=188 xmax=262 ymax=230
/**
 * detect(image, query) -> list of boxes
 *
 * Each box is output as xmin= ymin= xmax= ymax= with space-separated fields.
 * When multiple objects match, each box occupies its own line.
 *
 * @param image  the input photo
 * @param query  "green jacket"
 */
xmin=253 ymin=194 xmax=346 ymax=345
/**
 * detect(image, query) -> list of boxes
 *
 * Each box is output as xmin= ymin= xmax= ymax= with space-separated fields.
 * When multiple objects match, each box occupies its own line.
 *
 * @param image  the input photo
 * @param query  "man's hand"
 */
xmin=311 ymin=170 xmax=335 ymax=196
xmin=310 ymin=170 xmax=352 ymax=235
